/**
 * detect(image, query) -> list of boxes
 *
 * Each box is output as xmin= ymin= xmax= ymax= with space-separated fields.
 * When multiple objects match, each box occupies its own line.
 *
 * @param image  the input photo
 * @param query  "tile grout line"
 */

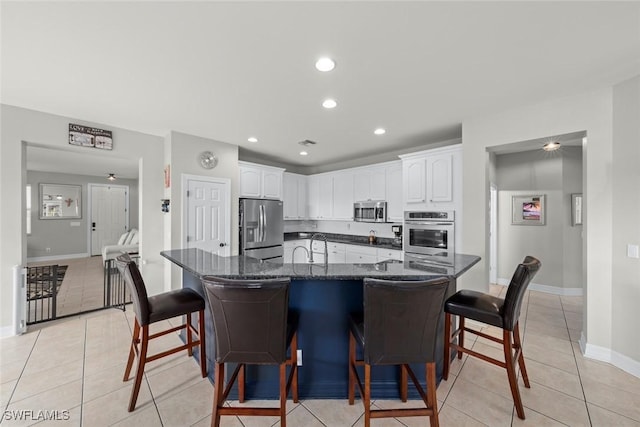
xmin=79 ymin=317 xmax=88 ymax=427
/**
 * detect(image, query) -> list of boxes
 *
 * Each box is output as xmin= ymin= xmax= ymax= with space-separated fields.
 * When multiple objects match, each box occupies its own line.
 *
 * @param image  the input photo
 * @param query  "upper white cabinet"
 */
xmin=385 ymin=162 xmax=403 ymax=222
xmin=353 ymin=166 xmax=386 ymax=202
xmin=283 ymin=172 xmax=308 ymax=219
xmin=307 ymin=175 xmax=320 ymax=219
xmin=239 ymin=161 xmax=284 ymax=200
xmin=317 ymin=174 xmax=334 ymax=219
xmin=399 ymin=144 xmax=462 ymax=211
xmin=332 ymin=171 xmax=354 ymax=220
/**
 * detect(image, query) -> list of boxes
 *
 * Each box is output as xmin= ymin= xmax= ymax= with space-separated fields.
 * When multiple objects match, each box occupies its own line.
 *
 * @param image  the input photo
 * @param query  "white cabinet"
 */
xmin=353 ymin=166 xmax=386 ymax=202
xmin=345 ymin=245 xmax=378 ymax=264
xmin=307 ymin=175 xmax=320 ymax=219
xmin=376 ymin=248 xmax=403 ymax=262
xmin=332 ymin=171 xmax=354 ymax=220
xmin=327 ymin=242 xmax=346 ymax=263
xmin=283 ymin=173 xmax=307 ymax=219
xmin=385 ymin=162 xmax=403 ymax=222
xmin=318 ymin=174 xmax=334 ymax=219
xmin=399 ymin=144 xmax=462 ymax=211
xmin=239 ymin=161 xmax=284 ymax=200
xmin=284 ymin=239 xmax=309 ymax=263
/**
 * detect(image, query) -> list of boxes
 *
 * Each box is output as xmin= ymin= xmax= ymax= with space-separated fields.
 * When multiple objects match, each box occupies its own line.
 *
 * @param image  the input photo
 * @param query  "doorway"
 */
xmin=88 ymin=183 xmax=130 ymax=256
xmin=182 ymin=175 xmax=231 ymax=256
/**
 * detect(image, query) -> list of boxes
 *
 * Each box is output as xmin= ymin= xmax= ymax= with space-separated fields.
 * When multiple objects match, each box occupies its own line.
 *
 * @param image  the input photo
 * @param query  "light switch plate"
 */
xmin=627 ymin=244 xmax=639 ymax=259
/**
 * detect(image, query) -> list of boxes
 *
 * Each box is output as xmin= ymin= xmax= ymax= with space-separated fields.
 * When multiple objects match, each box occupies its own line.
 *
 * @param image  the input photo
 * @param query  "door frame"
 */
xmin=181 ymin=174 xmax=232 ymax=255
xmin=489 ymin=183 xmax=498 ymax=284
xmin=87 ymin=183 xmax=130 ymax=256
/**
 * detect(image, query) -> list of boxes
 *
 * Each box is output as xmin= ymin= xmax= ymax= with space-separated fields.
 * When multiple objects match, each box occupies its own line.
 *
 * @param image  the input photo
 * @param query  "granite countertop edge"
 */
xmin=284 ymin=232 xmax=402 ymax=251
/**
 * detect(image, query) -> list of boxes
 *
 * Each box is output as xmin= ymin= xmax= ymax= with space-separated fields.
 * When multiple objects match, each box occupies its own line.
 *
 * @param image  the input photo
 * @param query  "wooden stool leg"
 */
xmin=199 ymin=309 xmax=207 ymax=378
xmin=211 ymin=362 xmax=224 ymax=427
xmin=457 ymin=317 xmax=465 ymax=360
xmin=291 ymin=332 xmax=299 ymax=403
xmin=400 ymin=364 xmax=408 ymax=402
xmin=124 ymin=318 xmax=140 ymax=381
xmin=513 ymin=322 xmax=530 ymax=388
xmin=426 ymin=362 xmax=439 ymax=427
xmin=504 ymin=330 xmax=526 ymax=420
xmin=443 ymin=313 xmax=451 ymax=380
xmin=279 ymin=363 xmax=287 ymax=427
xmin=348 ymin=332 xmax=356 ymax=405
xmin=364 ymin=364 xmax=371 ymax=427
xmin=128 ymin=325 xmax=148 ymax=412
xmin=238 ymin=364 xmax=246 ymax=403
xmin=186 ymin=313 xmax=193 ymax=356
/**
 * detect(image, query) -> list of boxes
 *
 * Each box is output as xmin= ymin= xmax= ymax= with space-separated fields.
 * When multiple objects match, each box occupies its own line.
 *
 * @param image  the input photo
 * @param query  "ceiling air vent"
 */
xmin=298 ymin=139 xmax=317 ymax=147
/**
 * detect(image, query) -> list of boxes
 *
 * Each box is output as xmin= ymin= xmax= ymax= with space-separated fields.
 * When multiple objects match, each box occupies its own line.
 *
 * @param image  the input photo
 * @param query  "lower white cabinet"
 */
xmin=376 ymin=248 xmax=403 ymax=262
xmin=284 ymin=240 xmax=309 ymax=263
xmin=327 ymin=243 xmax=346 ymax=263
xmin=345 ymin=245 xmax=378 ymax=263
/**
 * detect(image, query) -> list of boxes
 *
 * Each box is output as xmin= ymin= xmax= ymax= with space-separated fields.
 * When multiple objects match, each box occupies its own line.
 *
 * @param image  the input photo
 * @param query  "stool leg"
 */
xmin=128 ymin=324 xmax=148 ymax=412
xmin=458 ymin=317 xmax=465 ymax=360
xmin=400 ymin=364 xmax=408 ymax=402
xmin=186 ymin=313 xmax=193 ymax=357
xmin=124 ymin=318 xmax=140 ymax=381
xmin=238 ymin=364 xmax=246 ymax=403
xmin=364 ymin=364 xmax=371 ymax=427
xmin=199 ymin=309 xmax=207 ymax=378
xmin=211 ymin=362 xmax=224 ymax=427
xmin=279 ymin=363 xmax=287 ymax=427
xmin=426 ymin=362 xmax=439 ymax=427
xmin=348 ymin=332 xmax=356 ymax=405
xmin=513 ymin=322 xmax=530 ymax=388
xmin=443 ymin=313 xmax=451 ymax=380
xmin=504 ymin=330 xmax=526 ymax=420
xmin=291 ymin=332 xmax=299 ymax=403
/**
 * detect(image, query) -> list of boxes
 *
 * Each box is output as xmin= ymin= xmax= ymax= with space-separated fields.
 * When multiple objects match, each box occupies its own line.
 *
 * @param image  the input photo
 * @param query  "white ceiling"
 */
xmin=3 ymin=1 xmax=639 ymax=176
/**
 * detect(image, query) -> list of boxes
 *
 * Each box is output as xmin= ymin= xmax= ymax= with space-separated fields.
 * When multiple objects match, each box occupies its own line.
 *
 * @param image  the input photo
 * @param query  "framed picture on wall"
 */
xmin=512 ymin=194 xmax=545 ymax=225
xmin=572 ymin=193 xmax=583 ymax=226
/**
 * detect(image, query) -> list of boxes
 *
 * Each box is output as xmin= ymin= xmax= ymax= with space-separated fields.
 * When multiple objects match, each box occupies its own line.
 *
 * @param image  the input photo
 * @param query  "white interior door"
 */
xmin=90 ymin=185 xmax=129 ymax=256
xmin=185 ymin=176 xmax=230 ymax=255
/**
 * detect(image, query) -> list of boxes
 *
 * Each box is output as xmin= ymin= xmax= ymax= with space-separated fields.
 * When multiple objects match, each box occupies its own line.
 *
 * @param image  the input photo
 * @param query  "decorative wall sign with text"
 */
xmin=69 ymin=123 xmax=113 ymax=150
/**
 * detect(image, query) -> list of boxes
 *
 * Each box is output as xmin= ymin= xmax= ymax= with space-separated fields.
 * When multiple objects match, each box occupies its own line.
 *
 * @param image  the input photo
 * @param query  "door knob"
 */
xmin=219 ymin=243 xmax=227 ymax=247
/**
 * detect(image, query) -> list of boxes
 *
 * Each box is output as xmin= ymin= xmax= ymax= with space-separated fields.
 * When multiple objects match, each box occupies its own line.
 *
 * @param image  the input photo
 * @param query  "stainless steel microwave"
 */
xmin=354 ymin=201 xmax=387 ymax=223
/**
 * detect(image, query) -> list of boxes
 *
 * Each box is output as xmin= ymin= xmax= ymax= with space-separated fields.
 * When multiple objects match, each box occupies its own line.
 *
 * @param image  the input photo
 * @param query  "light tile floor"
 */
xmin=2 ymin=285 xmax=640 ymax=426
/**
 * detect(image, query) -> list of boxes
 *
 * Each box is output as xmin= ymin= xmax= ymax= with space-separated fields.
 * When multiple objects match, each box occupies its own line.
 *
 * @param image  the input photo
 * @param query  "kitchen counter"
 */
xmin=162 ymin=249 xmax=480 ymax=400
xmin=284 ymin=231 xmax=403 ymax=251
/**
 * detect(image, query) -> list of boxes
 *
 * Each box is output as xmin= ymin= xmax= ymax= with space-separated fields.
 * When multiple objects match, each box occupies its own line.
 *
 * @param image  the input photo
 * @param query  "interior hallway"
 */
xmin=1 ymin=286 xmax=639 ymax=426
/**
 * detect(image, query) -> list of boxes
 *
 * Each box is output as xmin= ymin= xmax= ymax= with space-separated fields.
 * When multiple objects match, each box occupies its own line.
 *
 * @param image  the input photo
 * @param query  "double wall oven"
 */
xmin=404 ymin=210 xmax=455 ymax=265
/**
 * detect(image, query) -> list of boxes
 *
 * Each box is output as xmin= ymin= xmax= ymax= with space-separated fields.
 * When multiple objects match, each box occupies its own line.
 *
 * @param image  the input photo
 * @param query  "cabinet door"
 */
xmin=328 ymin=244 xmax=346 ymax=263
xmin=353 ymin=171 xmax=370 ymax=202
xmin=283 ymin=173 xmax=297 ymax=219
xmin=403 ymin=158 xmax=426 ymax=204
xmin=307 ymin=176 xmax=320 ymax=219
xmin=376 ymin=248 xmax=402 ymax=262
xmin=318 ymin=175 xmax=334 ymax=219
xmin=386 ymin=162 xmax=403 ymax=221
xmin=345 ymin=245 xmax=378 ymax=263
xmin=296 ymin=175 xmax=307 ymax=219
xmin=262 ymin=170 xmax=282 ymax=200
xmin=370 ymin=167 xmax=386 ymax=201
xmin=332 ymin=172 xmax=354 ymax=219
xmin=427 ymin=153 xmax=453 ymax=203
xmin=239 ymin=166 xmax=262 ymax=198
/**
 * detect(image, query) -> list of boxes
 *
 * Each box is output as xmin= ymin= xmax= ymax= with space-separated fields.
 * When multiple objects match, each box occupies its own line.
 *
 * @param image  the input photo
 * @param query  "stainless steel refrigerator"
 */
xmin=239 ymin=198 xmax=284 ymax=261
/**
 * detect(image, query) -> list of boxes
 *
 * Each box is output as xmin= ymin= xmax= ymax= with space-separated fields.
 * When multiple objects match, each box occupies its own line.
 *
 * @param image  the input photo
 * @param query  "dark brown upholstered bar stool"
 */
xmin=201 ymin=276 xmax=298 ymax=427
xmin=115 ymin=254 xmax=206 ymax=412
xmin=348 ymin=277 xmax=450 ymax=427
xmin=443 ymin=255 xmax=541 ymax=420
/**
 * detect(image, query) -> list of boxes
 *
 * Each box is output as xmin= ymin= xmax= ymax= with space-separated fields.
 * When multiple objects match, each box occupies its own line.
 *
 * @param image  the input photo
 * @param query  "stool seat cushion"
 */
xmin=148 ymin=288 xmax=205 ymax=325
xmin=445 ymin=290 xmax=504 ymax=329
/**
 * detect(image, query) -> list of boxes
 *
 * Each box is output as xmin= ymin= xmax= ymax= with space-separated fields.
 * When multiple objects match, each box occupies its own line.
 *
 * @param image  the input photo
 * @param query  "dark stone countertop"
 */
xmin=284 ymin=232 xmax=403 ymax=251
xmin=161 ymin=248 xmax=480 ymax=281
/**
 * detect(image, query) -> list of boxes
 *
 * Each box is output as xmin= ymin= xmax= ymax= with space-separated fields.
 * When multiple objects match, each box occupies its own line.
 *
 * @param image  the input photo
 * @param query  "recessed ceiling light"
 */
xmin=300 ymin=151 xmax=308 ymax=156
xmin=315 ymin=57 xmax=335 ymax=72
xmin=543 ymin=142 xmax=561 ymax=152
xmin=322 ymin=99 xmax=337 ymax=109
xmin=374 ymin=128 xmax=386 ymax=135
xmin=248 ymin=137 xmax=258 ymax=143
xmin=107 ymin=173 xmax=116 ymax=181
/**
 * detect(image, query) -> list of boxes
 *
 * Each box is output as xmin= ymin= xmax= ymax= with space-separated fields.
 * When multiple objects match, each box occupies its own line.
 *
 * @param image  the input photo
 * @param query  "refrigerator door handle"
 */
xmin=262 ymin=205 xmax=267 ymax=242
xmin=259 ymin=205 xmax=265 ymax=242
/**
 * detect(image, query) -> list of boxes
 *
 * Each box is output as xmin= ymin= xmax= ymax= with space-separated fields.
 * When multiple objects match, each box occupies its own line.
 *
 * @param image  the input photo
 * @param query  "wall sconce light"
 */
xmin=107 ymin=173 xmax=116 ymax=181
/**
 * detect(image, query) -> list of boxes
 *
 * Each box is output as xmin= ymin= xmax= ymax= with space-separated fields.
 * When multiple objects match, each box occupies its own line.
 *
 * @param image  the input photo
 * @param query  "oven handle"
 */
xmin=405 ymin=221 xmax=454 ymax=226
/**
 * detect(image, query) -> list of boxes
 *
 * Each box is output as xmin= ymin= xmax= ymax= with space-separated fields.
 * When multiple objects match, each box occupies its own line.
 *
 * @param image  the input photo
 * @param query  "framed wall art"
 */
xmin=571 ymin=193 xmax=583 ymax=226
xmin=512 ymin=194 xmax=545 ymax=225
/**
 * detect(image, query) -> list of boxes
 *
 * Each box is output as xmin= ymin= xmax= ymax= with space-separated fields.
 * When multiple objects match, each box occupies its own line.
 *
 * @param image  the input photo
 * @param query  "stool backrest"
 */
xmin=115 ymin=253 xmax=150 ymax=325
xmin=503 ymin=256 xmax=542 ymax=331
xmin=363 ymin=277 xmax=450 ymax=365
xmin=201 ymin=276 xmax=290 ymax=364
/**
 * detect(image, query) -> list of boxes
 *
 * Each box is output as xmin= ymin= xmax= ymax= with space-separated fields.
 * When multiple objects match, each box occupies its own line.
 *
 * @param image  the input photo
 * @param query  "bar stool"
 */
xmin=443 ymin=256 xmax=541 ymax=420
xmin=201 ymin=276 xmax=298 ymax=427
xmin=115 ymin=254 xmax=207 ymax=412
xmin=348 ymin=277 xmax=450 ymax=427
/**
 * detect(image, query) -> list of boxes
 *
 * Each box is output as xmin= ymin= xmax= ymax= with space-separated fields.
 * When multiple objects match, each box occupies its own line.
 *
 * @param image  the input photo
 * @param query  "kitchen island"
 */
xmin=161 ymin=248 xmax=480 ymax=399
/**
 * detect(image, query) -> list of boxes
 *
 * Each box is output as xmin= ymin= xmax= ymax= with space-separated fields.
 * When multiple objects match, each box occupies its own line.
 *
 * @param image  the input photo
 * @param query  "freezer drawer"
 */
xmin=243 ymin=245 xmax=284 ymax=261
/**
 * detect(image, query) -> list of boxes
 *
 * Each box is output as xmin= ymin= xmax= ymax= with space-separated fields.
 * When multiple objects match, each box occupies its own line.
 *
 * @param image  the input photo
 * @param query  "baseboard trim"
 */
xmin=27 ymin=253 xmax=90 ymax=263
xmin=580 ymin=332 xmax=640 ymax=379
xmin=496 ymin=278 xmax=583 ymax=296
xmin=0 ymin=325 xmax=16 ymax=339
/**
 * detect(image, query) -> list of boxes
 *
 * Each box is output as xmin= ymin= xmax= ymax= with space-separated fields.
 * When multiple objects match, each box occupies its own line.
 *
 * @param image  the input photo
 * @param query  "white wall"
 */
xmin=0 ymin=105 xmax=165 ymax=336
xmin=461 ymin=83 xmax=640 ymax=374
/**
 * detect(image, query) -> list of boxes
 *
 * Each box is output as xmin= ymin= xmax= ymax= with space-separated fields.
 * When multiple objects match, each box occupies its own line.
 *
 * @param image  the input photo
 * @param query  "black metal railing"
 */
xmin=103 ymin=256 xmax=136 ymax=310
xmin=26 ymin=265 xmax=59 ymax=324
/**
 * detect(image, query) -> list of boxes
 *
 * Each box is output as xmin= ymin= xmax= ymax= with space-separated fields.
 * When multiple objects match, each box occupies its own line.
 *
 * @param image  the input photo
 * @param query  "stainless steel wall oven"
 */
xmin=404 ymin=210 xmax=455 ymax=265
